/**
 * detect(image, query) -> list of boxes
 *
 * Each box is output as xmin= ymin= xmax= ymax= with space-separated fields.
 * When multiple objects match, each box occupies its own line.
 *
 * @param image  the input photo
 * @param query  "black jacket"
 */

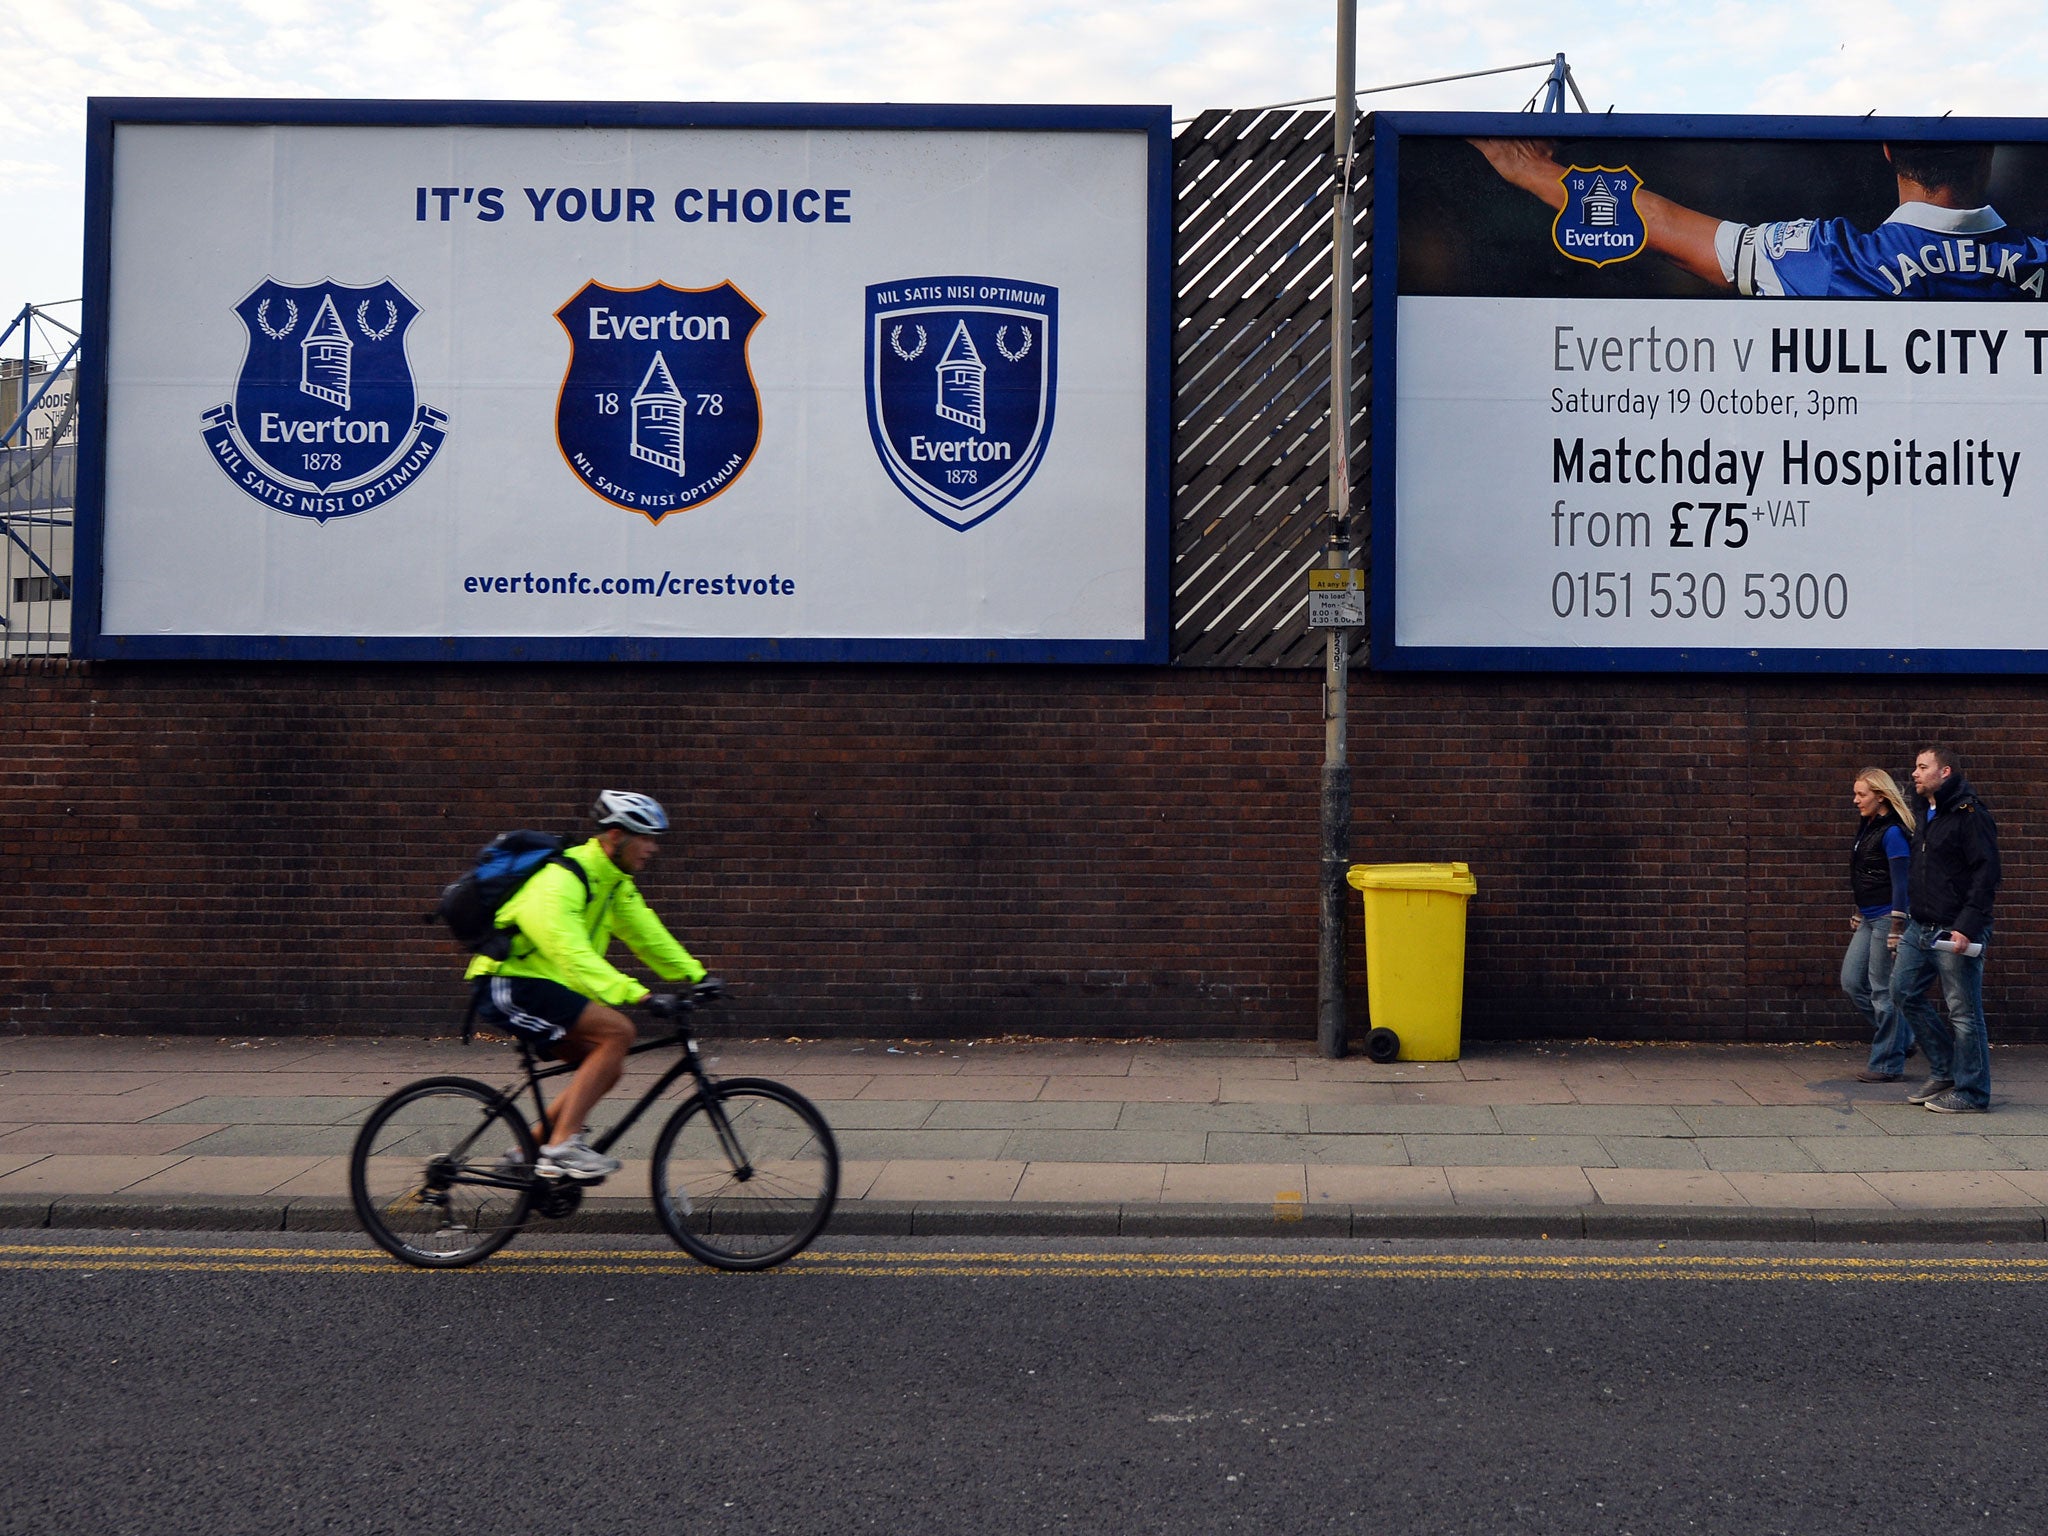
xmin=1850 ymin=812 xmax=1908 ymax=912
xmin=1908 ymin=775 xmax=2000 ymax=936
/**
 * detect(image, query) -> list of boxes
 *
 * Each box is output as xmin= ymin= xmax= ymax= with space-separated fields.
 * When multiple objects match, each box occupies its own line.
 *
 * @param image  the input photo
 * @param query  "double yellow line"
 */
xmin=3 ymin=1244 xmax=2047 ymax=1282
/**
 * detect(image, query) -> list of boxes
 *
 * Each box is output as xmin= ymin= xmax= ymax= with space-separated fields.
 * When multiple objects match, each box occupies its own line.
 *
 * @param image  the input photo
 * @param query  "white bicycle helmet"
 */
xmin=592 ymin=790 xmax=669 ymax=835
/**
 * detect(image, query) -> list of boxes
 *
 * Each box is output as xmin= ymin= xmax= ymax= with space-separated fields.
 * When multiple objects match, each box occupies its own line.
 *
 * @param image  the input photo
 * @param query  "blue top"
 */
xmin=1859 ymin=823 xmax=1913 ymax=919
xmin=1721 ymin=203 xmax=2048 ymax=299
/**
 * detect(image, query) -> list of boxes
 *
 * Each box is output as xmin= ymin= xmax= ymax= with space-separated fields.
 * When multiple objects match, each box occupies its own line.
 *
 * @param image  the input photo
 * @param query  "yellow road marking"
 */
xmin=1 ymin=1243 xmax=2045 ymax=1281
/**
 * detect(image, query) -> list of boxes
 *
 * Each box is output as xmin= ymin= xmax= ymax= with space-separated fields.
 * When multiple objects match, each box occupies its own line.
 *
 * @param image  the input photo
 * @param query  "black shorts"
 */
xmin=471 ymin=975 xmax=592 ymax=1057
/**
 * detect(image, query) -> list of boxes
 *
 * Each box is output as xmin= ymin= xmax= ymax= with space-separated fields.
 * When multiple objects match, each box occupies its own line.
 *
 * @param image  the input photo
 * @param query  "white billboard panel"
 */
xmin=1376 ymin=114 xmax=2048 ymax=672
xmin=79 ymin=102 xmax=1170 ymax=661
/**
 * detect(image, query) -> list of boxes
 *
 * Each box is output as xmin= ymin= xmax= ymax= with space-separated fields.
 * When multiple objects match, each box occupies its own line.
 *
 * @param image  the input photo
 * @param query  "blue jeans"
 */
xmin=1840 ymin=918 xmax=1911 ymax=1075
xmin=1890 ymin=920 xmax=1993 ymax=1108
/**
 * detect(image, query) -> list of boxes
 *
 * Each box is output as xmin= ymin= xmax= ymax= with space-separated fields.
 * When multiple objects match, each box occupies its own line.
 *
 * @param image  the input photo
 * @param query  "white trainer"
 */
xmin=537 ymin=1133 xmax=621 ymax=1181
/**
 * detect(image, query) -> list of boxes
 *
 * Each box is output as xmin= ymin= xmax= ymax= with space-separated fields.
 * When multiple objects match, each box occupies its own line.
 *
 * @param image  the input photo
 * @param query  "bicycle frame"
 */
xmin=448 ymin=1025 xmax=749 ymax=1193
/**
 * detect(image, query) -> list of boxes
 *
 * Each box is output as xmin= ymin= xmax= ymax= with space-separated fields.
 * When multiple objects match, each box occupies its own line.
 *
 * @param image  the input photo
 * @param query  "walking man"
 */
xmin=1891 ymin=747 xmax=2000 ymax=1113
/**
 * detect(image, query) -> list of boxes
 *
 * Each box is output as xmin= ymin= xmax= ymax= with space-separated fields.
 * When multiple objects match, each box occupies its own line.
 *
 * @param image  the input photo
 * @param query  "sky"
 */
xmin=7 ymin=0 xmax=2048 ymax=345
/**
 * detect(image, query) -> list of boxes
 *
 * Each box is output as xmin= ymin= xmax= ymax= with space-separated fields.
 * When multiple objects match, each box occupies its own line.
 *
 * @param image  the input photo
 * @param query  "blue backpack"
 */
xmin=429 ymin=831 xmax=591 ymax=960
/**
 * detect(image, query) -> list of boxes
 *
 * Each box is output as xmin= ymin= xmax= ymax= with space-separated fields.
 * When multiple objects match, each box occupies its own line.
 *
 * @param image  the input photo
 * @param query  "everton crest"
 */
xmin=554 ymin=280 xmax=764 ymax=521
xmin=200 ymin=278 xmax=448 ymax=522
xmin=865 ymin=276 xmax=1057 ymax=531
xmin=1553 ymin=166 xmax=1647 ymax=268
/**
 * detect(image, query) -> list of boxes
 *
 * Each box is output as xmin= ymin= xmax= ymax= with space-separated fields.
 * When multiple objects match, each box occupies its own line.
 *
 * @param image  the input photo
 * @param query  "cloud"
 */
xmin=6 ymin=0 xmax=2048 ymax=307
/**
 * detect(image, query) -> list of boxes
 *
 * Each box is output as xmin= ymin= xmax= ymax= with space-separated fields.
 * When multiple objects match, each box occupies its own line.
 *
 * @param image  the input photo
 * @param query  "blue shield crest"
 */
xmin=865 ymin=277 xmax=1057 ymax=531
xmin=200 ymin=278 xmax=448 ymax=522
xmin=1552 ymin=166 xmax=1647 ymax=268
xmin=554 ymin=281 xmax=764 ymax=521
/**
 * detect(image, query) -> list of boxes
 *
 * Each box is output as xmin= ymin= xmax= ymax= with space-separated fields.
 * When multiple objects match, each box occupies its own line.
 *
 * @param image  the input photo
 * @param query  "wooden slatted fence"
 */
xmin=1170 ymin=108 xmax=1369 ymax=667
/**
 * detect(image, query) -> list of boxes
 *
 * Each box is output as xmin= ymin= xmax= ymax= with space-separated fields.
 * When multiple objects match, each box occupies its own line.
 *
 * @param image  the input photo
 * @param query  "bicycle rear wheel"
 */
xmin=652 ymin=1078 xmax=839 ymax=1270
xmin=350 ymin=1076 xmax=537 ymax=1268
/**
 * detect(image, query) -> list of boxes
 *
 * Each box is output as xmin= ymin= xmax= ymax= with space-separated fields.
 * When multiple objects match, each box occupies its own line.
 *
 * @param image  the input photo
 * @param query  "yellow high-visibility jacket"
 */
xmin=464 ymin=837 xmax=705 ymax=1004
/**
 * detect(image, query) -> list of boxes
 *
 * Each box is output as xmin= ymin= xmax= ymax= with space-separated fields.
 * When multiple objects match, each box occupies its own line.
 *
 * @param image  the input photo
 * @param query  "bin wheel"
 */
xmin=1364 ymin=1027 xmax=1400 ymax=1063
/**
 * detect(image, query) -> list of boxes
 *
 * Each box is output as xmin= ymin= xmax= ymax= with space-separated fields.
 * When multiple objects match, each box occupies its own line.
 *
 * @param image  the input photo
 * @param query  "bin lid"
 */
xmin=1346 ymin=861 xmax=1477 ymax=896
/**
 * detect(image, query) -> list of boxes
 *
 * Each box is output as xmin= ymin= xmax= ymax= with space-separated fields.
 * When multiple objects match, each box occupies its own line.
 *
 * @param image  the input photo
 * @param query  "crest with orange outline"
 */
xmin=1552 ymin=166 xmax=1647 ymax=269
xmin=553 ymin=280 xmax=763 ymax=521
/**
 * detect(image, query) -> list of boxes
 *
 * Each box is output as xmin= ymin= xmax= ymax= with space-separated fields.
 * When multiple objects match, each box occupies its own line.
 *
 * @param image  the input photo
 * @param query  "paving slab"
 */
xmin=1011 ymin=1162 xmax=1167 ymax=1203
xmin=1135 ymin=1051 xmax=1295 ymax=1077
xmin=1303 ymin=1104 xmax=1499 ymax=1134
xmin=1584 ymin=1169 xmax=1745 ymax=1207
xmin=265 ymin=1158 xmax=350 ymax=1197
xmin=1001 ymin=1130 xmax=1208 ymax=1164
xmin=925 ymin=1102 xmax=1122 ymax=1131
xmin=1039 ymin=1075 xmax=1219 ymax=1103
xmin=1676 ymin=1105 xmax=1880 ymax=1138
xmin=1696 ymin=1138 xmax=1825 ymax=1173
xmin=168 ymin=1125 xmax=367 ymax=1156
xmin=1996 ymin=1170 xmax=2048 ymax=1203
xmin=830 ymin=1129 xmax=1014 ymax=1162
xmin=1798 ymin=1137 xmax=2025 ymax=1173
xmin=1496 ymin=1105 xmax=1695 ymax=1137
xmin=0 ymin=1088 xmax=208 ymax=1123
xmin=146 ymin=1096 xmax=380 ymax=1126
xmin=1158 ymin=1163 xmax=1311 ymax=1205
xmin=1442 ymin=1166 xmax=1598 ymax=1206
xmin=1301 ymin=1165 xmax=1453 ymax=1206
xmin=1859 ymin=1105 xmax=2048 ymax=1136
xmin=793 ymin=1100 xmax=936 ymax=1130
xmin=0 ymin=1123 xmax=224 ymax=1155
xmin=854 ymin=1075 xmax=1042 ymax=1101
xmin=1565 ymin=1080 xmax=1759 ymax=1106
xmin=0 ymin=1154 xmax=185 ymax=1194
xmin=1722 ymin=1171 xmax=1894 ymax=1208
xmin=0 ymin=1071 xmax=199 ymax=1096
xmin=1856 ymin=1172 xmax=2040 ymax=1208
xmin=1403 ymin=1134 xmax=1614 ymax=1168
xmin=863 ymin=1160 xmax=1027 ymax=1203
xmin=908 ymin=1202 xmax=1118 ymax=1238
xmin=1598 ymin=1137 xmax=1712 ymax=1170
xmin=1387 ymin=1080 xmax=1576 ymax=1106
xmin=1115 ymin=1103 xmax=1309 ymax=1134
xmin=727 ymin=1075 xmax=874 ymax=1101
xmin=1203 ymin=1133 xmax=1408 ymax=1167
xmin=1218 ymin=1078 xmax=1396 ymax=1105
xmin=121 ymin=1156 xmax=328 ymax=1196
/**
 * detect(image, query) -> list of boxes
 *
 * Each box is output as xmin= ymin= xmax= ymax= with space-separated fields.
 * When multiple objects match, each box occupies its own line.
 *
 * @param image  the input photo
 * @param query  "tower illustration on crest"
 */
xmin=300 ymin=293 xmax=353 ymax=410
xmin=1583 ymin=177 xmax=1618 ymax=228
xmin=935 ymin=320 xmax=986 ymax=434
xmin=631 ymin=351 xmax=687 ymax=476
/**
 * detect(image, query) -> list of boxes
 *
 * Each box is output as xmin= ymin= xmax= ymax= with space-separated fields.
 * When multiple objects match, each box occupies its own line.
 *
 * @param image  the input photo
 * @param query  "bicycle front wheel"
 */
xmin=652 ymin=1079 xmax=839 ymax=1270
xmin=350 ymin=1076 xmax=536 ymax=1268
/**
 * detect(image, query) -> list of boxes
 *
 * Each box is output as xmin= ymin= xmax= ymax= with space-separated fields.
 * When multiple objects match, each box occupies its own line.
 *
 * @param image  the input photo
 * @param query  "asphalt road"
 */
xmin=3 ymin=1231 xmax=2044 ymax=1535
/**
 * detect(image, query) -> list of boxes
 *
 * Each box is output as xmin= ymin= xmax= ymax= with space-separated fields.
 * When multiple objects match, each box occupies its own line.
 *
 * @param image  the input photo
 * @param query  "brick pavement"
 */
xmin=3 ymin=1034 xmax=2046 ymax=1241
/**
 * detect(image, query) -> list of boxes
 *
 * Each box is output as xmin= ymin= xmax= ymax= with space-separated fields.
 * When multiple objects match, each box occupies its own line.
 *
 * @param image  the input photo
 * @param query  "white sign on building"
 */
xmin=79 ymin=102 xmax=1171 ymax=662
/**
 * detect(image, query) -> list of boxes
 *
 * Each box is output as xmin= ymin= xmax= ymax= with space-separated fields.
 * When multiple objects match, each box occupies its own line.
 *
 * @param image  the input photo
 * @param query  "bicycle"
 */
xmin=349 ymin=982 xmax=839 ymax=1270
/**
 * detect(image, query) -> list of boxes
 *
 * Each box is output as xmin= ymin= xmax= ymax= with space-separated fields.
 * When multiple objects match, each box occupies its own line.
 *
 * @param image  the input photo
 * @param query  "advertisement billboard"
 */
xmin=76 ymin=100 xmax=1170 ymax=661
xmin=1374 ymin=113 xmax=2048 ymax=672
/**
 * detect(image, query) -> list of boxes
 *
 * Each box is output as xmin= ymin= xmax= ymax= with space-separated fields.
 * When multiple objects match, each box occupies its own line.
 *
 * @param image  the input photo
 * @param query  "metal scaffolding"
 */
xmin=0 ymin=301 xmax=79 ymax=658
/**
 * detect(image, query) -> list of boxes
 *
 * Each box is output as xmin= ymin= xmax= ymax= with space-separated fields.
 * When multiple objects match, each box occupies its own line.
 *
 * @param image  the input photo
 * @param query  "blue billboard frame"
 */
xmin=75 ymin=98 xmax=1173 ymax=664
xmin=1371 ymin=110 xmax=2048 ymax=675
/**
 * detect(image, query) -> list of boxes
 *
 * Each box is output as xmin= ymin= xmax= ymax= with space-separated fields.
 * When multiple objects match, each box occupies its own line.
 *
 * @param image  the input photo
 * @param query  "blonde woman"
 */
xmin=1844 ymin=767 xmax=1916 ymax=1082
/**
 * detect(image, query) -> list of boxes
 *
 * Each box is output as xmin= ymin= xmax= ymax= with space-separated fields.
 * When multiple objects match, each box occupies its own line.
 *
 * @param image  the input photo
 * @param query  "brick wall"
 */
xmin=2 ymin=657 xmax=2041 ymax=1042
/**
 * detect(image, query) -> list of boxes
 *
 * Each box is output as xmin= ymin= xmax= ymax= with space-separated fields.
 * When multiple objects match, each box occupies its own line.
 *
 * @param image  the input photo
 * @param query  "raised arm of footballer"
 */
xmin=1470 ymin=137 xmax=2048 ymax=300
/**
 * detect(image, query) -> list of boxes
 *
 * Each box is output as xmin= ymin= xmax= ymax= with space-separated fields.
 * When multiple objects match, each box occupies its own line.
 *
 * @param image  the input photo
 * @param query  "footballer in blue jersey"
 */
xmin=1472 ymin=138 xmax=2048 ymax=300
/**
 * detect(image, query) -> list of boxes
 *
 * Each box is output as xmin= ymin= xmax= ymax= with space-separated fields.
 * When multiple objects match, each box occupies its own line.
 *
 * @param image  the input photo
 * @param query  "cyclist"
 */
xmin=467 ymin=791 xmax=708 ymax=1180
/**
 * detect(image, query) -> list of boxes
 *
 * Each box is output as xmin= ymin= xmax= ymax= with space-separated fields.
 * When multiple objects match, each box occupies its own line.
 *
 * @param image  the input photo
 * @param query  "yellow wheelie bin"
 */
xmin=1345 ymin=862 xmax=1479 ymax=1062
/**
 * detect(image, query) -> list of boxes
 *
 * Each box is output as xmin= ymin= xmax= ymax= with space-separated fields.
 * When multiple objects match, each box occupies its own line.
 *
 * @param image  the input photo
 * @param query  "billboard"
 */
xmin=76 ymin=100 xmax=1171 ymax=662
xmin=1374 ymin=113 xmax=2048 ymax=672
